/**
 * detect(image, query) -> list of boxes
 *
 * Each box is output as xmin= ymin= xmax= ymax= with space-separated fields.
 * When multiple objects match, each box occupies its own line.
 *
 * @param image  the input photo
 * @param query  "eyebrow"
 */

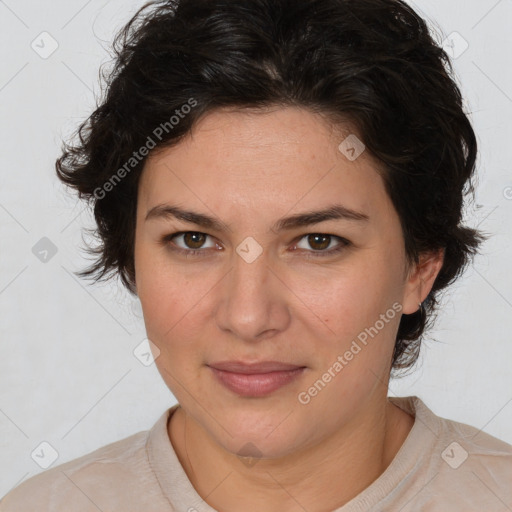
xmin=145 ymin=203 xmax=370 ymax=232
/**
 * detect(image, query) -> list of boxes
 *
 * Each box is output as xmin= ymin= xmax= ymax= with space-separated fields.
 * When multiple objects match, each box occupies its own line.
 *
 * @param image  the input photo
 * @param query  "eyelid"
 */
xmin=161 ymin=230 xmax=351 ymax=258
xmin=162 ymin=231 xmax=219 ymax=251
xmin=293 ymin=233 xmax=346 ymax=250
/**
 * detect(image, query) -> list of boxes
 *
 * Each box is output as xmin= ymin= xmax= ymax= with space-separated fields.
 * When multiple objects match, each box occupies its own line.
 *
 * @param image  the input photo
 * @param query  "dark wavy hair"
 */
xmin=56 ymin=0 xmax=487 ymax=374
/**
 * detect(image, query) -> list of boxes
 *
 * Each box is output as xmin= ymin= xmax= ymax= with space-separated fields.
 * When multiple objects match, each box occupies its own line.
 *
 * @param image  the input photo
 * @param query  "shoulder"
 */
xmin=0 ymin=427 xmax=165 ymax=511
xmin=436 ymin=406 xmax=512 ymax=476
xmin=394 ymin=396 xmax=512 ymax=510
xmin=419 ymin=396 xmax=512 ymax=467
xmin=394 ymin=395 xmax=512 ymax=457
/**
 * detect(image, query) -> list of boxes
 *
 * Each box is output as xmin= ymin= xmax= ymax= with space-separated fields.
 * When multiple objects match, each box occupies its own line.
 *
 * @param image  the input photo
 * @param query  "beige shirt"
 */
xmin=1 ymin=396 xmax=511 ymax=512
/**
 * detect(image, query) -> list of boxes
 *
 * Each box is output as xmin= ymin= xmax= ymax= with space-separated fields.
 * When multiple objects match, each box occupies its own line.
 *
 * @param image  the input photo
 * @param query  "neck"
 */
xmin=168 ymin=394 xmax=414 ymax=512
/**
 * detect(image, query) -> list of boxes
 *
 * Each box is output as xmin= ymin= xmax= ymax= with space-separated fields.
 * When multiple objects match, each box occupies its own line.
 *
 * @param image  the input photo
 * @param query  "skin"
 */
xmin=134 ymin=106 xmax=444 ymax=512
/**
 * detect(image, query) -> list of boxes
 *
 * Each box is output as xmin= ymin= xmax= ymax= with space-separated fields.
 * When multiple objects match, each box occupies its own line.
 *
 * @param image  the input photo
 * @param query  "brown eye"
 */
xmin=294 ymin=233 xmax=350 ymax=258
xmin=182 ymin=232 xmax=207 ymax=249
xmin=307 ymin=234 xmax=331 ymax=251
xmin=162 ymin=231 xmax=217 ymax=254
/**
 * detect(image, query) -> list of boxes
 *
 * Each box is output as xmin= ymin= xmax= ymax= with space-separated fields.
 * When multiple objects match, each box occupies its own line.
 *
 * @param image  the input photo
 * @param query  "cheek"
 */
xmin=135 ymin=250 xmax=182 ymax=341
xmin=137 ymin=271 xmax=205 ymax=389
xmin=135 ymin=252 xmax=214 ymax=358
xmin=139 ymin=278 xmax=194 ymax=343
xmin=287 ymin=263 xmax=386 ymax=336
xmin=294 ymin=261 xmax=401 ymax=373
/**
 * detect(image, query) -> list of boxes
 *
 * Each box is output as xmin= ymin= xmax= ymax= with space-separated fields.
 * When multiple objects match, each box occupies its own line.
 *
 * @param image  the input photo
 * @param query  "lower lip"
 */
xmin=209 ymin=367 xmax=306 ymax=397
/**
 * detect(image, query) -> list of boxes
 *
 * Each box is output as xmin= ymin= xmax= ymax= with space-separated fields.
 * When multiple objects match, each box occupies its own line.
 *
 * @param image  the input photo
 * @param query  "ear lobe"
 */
xmin=401 ymin=248 xmax=445 ymax=315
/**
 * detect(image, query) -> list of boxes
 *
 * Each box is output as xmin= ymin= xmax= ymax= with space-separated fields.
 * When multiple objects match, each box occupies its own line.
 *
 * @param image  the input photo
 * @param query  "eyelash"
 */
xmin=159 ymin=231 xmax=351 ymax=259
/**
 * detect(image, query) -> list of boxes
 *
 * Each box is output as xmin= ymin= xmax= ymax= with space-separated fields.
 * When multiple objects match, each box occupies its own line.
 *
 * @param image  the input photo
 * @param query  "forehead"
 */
xmin=148 ymin=106 xmax=359 ymax=167
xmin=138 ymin=106 xmax=392 ymax=225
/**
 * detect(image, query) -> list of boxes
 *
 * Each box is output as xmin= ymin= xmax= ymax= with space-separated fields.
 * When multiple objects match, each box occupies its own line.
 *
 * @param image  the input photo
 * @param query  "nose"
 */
xmin=214 ymin=246 xmax=291 ymax=342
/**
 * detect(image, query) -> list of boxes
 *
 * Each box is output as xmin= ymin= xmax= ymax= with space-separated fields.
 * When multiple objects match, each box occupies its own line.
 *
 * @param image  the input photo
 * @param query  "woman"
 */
xmin=2 ymin=0 xmax=511 ymax=510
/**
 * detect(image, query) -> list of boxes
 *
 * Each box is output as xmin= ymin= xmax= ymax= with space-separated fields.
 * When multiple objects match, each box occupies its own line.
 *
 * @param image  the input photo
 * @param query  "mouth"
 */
xmin=207 ymin=360 xmax=307 ymax=397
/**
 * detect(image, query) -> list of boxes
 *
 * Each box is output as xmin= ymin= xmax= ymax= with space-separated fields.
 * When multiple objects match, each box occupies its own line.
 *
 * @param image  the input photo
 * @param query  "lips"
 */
xmin=207 ymin=360 xmax=306 ymax=397
xmin=207 ymin=360 xmax=305 ymax=374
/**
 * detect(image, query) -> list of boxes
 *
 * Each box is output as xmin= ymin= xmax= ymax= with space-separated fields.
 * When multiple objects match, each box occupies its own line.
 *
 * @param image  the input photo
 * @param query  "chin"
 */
xmin=220 ymin=431 xmax=302 ymax=461
xmin=204 ymin=409 xmax=307 ymax=459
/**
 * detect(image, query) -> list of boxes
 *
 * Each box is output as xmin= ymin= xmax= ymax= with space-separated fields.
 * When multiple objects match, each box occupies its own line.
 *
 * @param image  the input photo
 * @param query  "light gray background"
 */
xmin=1 ymin=0 xmax=511 ymax=497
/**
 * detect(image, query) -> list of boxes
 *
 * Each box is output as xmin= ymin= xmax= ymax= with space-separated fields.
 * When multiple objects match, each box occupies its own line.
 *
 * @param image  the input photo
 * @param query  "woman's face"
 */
xmin=134 ymin=106 xmax=434 ymax=458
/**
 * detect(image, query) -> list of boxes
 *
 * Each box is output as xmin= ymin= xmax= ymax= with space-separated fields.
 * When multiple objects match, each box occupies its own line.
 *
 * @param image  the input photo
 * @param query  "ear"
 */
xmin=401 ymin=248 xmax=445 ymax=315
